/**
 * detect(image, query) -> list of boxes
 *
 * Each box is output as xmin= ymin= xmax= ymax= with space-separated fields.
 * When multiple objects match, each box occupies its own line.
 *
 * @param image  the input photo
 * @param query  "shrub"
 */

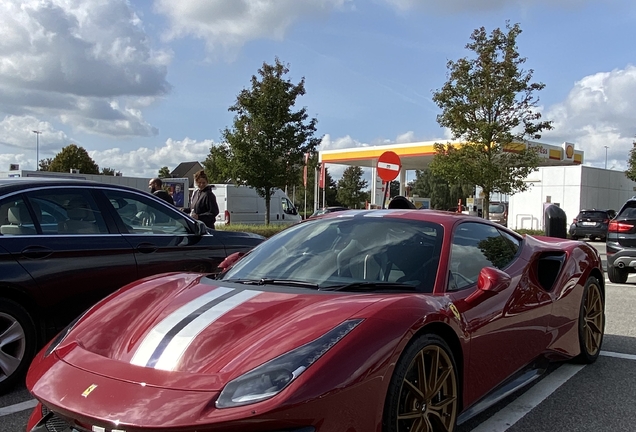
xmin=216 ymin=223 xmax=291 ymax=238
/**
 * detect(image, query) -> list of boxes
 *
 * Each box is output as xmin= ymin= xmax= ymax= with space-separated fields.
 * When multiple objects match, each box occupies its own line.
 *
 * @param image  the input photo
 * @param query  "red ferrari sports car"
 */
xmin=26 ymin=210 xmax=605 ymax=432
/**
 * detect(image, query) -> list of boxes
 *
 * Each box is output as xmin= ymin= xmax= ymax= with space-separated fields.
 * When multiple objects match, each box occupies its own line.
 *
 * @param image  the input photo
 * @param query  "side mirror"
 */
xmin=194 ymin=220 xmax=208 ymax=236
xmin=217 ymin=251 xmax=246 ymax=272
xmin=464 ymin=267 xmax=511 ymax=306
xmin=477 ymin=267 xmax=511 ymax=293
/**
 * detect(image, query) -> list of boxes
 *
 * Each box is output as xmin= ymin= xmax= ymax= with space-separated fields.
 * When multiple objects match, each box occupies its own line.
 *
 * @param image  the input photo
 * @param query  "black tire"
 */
xmin=576 ymin=277 xmax=605 ymax=364
xmin=383 ymin=334 xmax=459 ymax=432
xmin=571 ymin=235 xmax=579 ymax=240
xmin=0 ymin=299 xmax=37 ymax=393
xmin=607 ymin=265 xmax=628 ymax=284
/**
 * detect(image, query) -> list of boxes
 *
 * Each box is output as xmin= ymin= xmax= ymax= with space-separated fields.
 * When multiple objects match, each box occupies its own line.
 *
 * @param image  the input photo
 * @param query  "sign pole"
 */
xmin=382 ymin=181 xmax=390 ymax=209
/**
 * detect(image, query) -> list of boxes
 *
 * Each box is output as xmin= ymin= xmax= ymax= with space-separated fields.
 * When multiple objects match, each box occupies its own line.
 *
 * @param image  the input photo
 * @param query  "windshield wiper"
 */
xmin=321 ymin=281 xmax=415 ymax=292
xmin=222 ymin=278 xmax=320 ymax=289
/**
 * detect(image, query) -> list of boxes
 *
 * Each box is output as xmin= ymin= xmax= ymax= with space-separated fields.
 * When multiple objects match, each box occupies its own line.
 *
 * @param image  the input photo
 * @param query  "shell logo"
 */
xmin=566 ymin=144 xmax=574 ymax=158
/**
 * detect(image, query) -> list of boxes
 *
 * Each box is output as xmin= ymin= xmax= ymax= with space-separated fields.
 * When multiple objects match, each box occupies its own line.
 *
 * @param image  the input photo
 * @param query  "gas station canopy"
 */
xmin=318 ymin=140 xmax=583 ymax=169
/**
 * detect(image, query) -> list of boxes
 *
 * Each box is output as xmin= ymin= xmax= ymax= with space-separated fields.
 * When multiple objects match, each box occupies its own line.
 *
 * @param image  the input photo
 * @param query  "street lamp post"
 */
xmin=32 ymin=130 xmax=41 ymax=171
xmin=604 ymin=145 xmax=609 ymax=170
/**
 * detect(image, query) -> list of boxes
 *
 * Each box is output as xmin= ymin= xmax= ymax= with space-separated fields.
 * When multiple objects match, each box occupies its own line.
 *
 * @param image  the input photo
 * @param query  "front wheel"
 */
xmin=0 ymin=299 xmax=37 ymax=393
xmin=383 ymin=334 xmax=459 ymax=432
xmin=576 ymin=277 xmax=605 ymax=363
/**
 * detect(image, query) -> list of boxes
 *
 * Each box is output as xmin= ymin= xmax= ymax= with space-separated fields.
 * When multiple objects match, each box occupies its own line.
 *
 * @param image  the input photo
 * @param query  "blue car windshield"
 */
xmin=220 ymin=215 xmax=444 ymax=292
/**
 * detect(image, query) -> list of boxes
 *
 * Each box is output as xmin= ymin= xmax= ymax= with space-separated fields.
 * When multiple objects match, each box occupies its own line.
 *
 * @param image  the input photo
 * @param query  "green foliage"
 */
xmin=49 ymin=144 xmax=99 ymax=174
xmin=101 ymin=167 xmax=116 ymax=176
xmin=409 ymin=169 xmax=474 ymax=209
xmin=221 ymin=58 xmax=321 ymax=224
xmin=431 ymin=22 xmax=552 ymax=219
xmin=216 ymin=223 xmax=290 ymax=238
xmin=625 ymin=140 xmax=636 ymax=182
xmin=337 ymin=166 xmax=368 ymax=208
xmin=203 ymin=144 xmax=235 ymax=183
xmin=38 ymin=158 xmax=52 ymax=171
xmin=158 ymin=166 xmax=171 ymax=178
xmin=217 ymin=223 xmax=544 ymax=241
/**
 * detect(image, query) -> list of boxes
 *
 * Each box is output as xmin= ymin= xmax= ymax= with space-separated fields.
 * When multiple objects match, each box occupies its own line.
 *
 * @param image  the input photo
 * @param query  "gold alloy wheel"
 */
xmin=583 ymin=282 xmax=604 ymax=356
xmin=396 ymin=344 xmax=457 ymax=432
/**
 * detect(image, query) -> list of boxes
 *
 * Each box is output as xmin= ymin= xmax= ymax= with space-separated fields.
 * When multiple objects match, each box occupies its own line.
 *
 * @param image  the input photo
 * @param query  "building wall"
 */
xmin=509 ymin=166 xmax=636 ymax=230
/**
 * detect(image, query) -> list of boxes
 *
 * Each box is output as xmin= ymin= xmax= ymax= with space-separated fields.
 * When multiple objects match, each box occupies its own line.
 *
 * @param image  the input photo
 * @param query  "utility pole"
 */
xmin=32 ymin=130 xmax=42 ymax=171
xmin=604 ymin=145 xmax=609 ymax=170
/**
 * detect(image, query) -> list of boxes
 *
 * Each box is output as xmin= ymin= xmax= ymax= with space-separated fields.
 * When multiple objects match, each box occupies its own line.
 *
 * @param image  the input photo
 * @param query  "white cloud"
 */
xmin=381 ymin=0 xmax=591 ymax=13
xmin=0 ymin=0 xmax=171 ymax=137
xmin=154 ymin=0 xmax=351 ymax=54
xmin=543 ymin=65 xmax=636 ymax=170
xmin=88 ymin=137 xmax=213 ymax=177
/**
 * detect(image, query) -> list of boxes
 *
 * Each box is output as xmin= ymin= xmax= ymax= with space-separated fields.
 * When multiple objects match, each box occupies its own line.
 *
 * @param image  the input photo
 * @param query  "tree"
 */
xmin=430 ymin=22 xmax=552 ymax=219
xmin=38 ymin=158 xmax=52 ymax=171
xmin=49 ymin=144 xmax=99 ymax=174
xmin=202 ymin=144 xmax=236 ymax=183
xmin=337 ymin=166 xmax=368 ymax=209
xmin=626 ymin=140 xmax=636 ymax=182
xmin=101 ymin=167 xmax=116 ymax=176
xmin=158 ymin=166 xmax=171 ymax=178
xmin=222 ymin=58 xmax=321 ymax=224
xmin=409 ymin=168 xmax=474 ymax=210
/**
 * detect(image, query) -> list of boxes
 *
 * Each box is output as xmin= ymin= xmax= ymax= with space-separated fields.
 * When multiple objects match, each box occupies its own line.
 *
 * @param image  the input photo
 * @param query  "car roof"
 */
xmin=0 ymin=177 xmax=142 ymax=194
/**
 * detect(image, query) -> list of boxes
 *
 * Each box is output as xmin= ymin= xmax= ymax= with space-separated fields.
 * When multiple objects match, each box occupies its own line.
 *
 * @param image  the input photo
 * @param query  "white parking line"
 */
xmin=601 ymin=350 xmax=636 ymax=361
xmin=470 ymin=350 xmax=636 ymax=431
xmin=0 ymin=399 xmax=37 ymax=417
xmin=470 ymin=363 xmax=585 ymax=432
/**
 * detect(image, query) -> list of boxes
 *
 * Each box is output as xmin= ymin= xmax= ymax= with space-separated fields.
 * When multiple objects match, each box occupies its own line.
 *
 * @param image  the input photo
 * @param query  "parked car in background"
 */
xmin=0 ymin=178 xmax=263 ymax=392
xmin=569 ymin=209 xmax=612 ymax=241
xmin=488 ymin=202 xmax=508 ymax=227
xmin=606 ymin=198 xmax=636 ymax=283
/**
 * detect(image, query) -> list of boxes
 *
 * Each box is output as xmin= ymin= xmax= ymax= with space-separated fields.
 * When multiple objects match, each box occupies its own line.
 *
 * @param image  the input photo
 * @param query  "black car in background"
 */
xmin=569 ymin=209 xmax=613 ymax=241
xmin=0 ymin=178 xmax=264 ymax=392
xmin=607 ymin=197 xmax=636 ymax=283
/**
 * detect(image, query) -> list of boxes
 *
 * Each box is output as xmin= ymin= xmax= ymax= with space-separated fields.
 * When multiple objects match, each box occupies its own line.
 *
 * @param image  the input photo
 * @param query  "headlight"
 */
xmin=216 ymin=319 xmax=363 ymax=408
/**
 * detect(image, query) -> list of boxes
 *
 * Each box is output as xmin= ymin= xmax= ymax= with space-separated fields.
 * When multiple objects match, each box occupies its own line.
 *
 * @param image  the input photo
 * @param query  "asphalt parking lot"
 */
xmin=3 ymin=240 xmax=636 ymax=432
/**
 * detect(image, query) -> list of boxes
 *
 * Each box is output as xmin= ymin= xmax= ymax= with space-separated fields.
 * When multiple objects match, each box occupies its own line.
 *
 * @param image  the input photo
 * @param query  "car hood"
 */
xmin=57 ymin=272 xmax=386 ymax=391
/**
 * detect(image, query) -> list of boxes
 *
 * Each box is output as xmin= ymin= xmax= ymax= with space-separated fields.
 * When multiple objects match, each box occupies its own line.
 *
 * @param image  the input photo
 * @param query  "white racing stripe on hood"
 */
xmin=130 ymin=287 xmax=258 ymax=368
xmin=154 ymin=289 xmax=261 ymax=371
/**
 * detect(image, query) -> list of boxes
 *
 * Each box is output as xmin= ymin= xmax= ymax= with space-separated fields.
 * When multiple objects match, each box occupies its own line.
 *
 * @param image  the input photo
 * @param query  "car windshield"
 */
xmin=220 ymin=216 xmax=444 ymax=292
xmin=489 ymin=204 xmax=505 ymax=213
xmin=578 ymin=211 xmax=607 ymax=219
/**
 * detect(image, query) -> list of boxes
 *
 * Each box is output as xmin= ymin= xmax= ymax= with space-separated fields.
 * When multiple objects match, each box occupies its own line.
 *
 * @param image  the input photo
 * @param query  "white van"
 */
xmin=211 ymin=184 xmax=301 ymax=226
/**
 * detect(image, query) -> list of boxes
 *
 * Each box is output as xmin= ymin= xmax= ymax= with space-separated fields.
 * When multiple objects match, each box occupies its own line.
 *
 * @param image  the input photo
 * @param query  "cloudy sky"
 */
xmin=0 ymin=0 xmax=634 ymax=179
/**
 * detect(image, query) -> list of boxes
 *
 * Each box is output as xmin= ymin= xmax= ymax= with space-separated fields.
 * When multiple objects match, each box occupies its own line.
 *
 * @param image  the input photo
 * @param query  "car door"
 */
xmin=0 ymin=187 xmax=137 ymax=330
xmin=99 ymin=189 xmax=227 ymax=278
xmin=445 ymin=222 xmax=553 ymax=404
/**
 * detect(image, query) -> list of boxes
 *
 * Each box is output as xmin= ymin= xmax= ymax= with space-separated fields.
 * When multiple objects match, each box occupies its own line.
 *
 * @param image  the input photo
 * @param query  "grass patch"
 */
xmin=218 ymin=223 xmax=548 ymax=239
xmin=216 ymin=223 xmax=291 ymax=238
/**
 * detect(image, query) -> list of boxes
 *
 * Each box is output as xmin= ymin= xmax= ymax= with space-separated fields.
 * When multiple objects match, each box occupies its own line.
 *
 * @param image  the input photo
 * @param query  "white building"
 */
xmin=509 ymin=165 xmax=636 ymax=230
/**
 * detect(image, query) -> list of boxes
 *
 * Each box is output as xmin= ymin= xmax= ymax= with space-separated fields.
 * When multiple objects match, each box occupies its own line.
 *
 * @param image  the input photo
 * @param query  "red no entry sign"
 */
xmin=377 ymin=151 xmax=401 ymax=182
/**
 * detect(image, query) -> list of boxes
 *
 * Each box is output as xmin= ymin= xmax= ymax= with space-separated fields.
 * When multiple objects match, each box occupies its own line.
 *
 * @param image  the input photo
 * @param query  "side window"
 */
xmin=0 ymin=197 xmax=37 ymax=236
xmin=449 ymin=222 xmax=517 ymax=290
xmin=27 ymin=189 xmax=108 ymax=235
xmin=104 ymin=190 xmax=189 ymax=235
xmin=282 ymin=197 xmax=296 ymax=215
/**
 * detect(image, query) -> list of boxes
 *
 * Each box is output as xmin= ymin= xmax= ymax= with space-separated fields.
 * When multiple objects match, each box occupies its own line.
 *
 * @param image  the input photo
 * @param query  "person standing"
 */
xmin=148 ymin=178 xmax=175 ymax=205
xmin=190 ymin=170 xmax=219 ymax=229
